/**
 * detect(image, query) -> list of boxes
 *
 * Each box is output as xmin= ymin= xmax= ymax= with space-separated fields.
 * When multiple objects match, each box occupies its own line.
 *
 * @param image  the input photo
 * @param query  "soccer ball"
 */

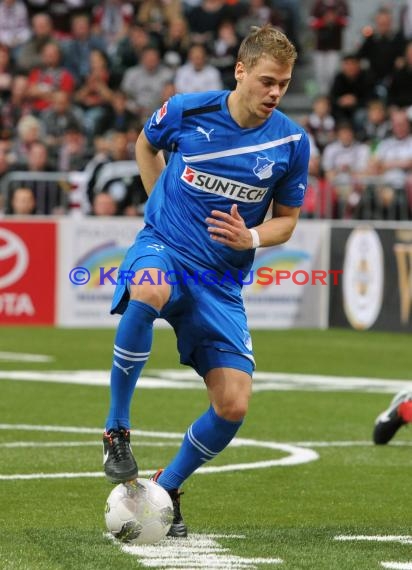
xmin=105 ymin=478 xmax=174 ymax=544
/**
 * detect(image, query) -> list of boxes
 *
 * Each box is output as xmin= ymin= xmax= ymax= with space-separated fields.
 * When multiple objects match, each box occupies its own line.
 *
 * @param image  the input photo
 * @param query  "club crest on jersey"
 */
xmin=243 ymin=330 xmax=253 ymax=351
xmin=253 ymin=156 xmax=275 ymax=180
xmin=155 ymin=101 xmax=168 ymax=124
xmin=181 ymin=166 xmax=268 ymax=203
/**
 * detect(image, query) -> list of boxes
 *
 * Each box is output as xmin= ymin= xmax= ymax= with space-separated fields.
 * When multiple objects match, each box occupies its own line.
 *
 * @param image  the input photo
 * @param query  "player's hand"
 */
xmin=206 ymin=204 xmax=254 ymax=250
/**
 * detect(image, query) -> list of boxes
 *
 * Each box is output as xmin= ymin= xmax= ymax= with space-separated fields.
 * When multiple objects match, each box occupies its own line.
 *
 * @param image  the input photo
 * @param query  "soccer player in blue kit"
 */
xmin=103 ymin=25 xmax=310 ymax=537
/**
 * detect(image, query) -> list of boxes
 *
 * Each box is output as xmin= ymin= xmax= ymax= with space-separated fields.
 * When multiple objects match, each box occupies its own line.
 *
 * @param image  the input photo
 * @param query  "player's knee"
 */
xmin=215 ymin=399 xmax=249 ymax=422
xmin=129 ymin=282 xmax=170 ymax=311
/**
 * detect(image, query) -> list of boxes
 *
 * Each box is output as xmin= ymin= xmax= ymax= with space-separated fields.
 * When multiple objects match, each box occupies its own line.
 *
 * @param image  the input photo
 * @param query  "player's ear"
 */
xmin=234 ymin=61 xmax=246 ymax=82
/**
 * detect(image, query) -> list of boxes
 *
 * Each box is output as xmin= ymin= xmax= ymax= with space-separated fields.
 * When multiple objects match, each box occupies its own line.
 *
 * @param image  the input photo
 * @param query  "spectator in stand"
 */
xmin=309 ymin=0 xmax=349 ymax=95
xmin=162 ymin=16 xmax=191 ymax=68
xmin=86 ymin=129 xmax=146 ymax=214
xmin=83 ymin=133 xmax=111 ymax=193
xmin=181 ymin=0 xmax=202 ymax=15
xmin=160 ymin=81 xmax=177 ymax=104
xmin=125 ymin=123 xmax=142 ymax=159
xmin=305 ymin=94 xmax=335 ymax=152
xmin=26 ymin=41 xmax=76 ymax=114
xmin=174 ymin=43 xmax=222 ymax=93
xmin=400 ymin=0 xmax=412 ymax=40
xmin=92 ymin=0 xmax=134 ymax=58
xmin=0 ymin=136 xmax=11 ymax=153
xmin=358 ymin=99 xmax=391 ymax=151
xmin=367 ymin=109 xmax=412 ymax=219
xmin=9 ymin=186 xmax=36 ymax=215
xmin=14 ymin=141 xmax=69 ymax=213
xmin=0 ymin=74 xmax=31 ymax=136
xmin=0 ymin=141 xmax=11 ymax=185
xmin=112 ymin=24 xmax=155 ymax=74
xmin=387 ymin=41 xmax=412 ymax=110
xmin=136 ymin=0 xmax=183 ymax=45
xmin=25 ymin=0 xmax=94 ymax=38
xmin=91 ymin=191 xmax=118 ymax=216
xmin=329 ymin=53 xmax=375 ymax=128
xmin=0 ymin=0 xmax=31 ymax=58
xmin=16 ymin=12 xmax=55 ymax=73
xmin=209 ymin=20 xmax=240 ymax=90
xmin=307 ymin=133 xmax=320 ymax=178
xmin=299 ymin=132 xmax=323 ymax=219
xmin=186 ymin=0 xmax=236 ymax=45
xmin=62 ymin=13 xmax=106 ymax=85
xmin=236 ymin=0 xmax=280 ymax=39
xmin=322 ymin=122 xmax=371 ymax=218
xmin=357 ymin=7 xmax=406 ymax=100
xmin=40 ymin=90 xmax=83 ymax=153
xmin=74 ymin=48 xmax=115 ymax=138
xmin=0 ymin=141 xmax=10 ymax=214
xmin=121 ymin=46 xmax=173 ymax=121
xmin=12 ymin=114 xmax=43 ymax=166
xmin=94 ymin=89 xmax=138 ymax=136
xmin=271 ymin=0 xmax=301 ymax=55
xmin=13 ymin=139 xmax=53 ymax=171
xmin=0 ymin=43 xmax=14 ymax=102
xmin=57 ymin=126 xmax=90 ymax=171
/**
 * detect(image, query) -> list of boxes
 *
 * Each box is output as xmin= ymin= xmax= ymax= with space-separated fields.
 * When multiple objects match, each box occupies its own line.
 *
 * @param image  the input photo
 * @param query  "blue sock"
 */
xmin=157 ymin=405 xmax=243 ymax=490
xmin=105 ymin=299 xmax=159 ymax=431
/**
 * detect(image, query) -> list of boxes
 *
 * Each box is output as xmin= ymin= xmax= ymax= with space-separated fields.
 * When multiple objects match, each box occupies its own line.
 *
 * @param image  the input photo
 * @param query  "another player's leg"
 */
xmin=373 ymin=390 xmax=412 ymax=444
xmin=104 ymin=269 xmax=170 ymax=483
xmin=154 ymin=367 xmax=252 ymax=536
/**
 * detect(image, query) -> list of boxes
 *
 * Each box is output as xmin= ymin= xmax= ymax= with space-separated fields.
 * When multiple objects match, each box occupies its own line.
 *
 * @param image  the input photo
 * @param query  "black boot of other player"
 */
xmin=373 ymin=391 xmax=412 ymax=444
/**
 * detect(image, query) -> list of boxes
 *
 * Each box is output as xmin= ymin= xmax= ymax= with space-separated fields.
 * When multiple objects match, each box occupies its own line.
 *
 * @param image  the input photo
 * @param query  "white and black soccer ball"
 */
xmin=105 ymin=478 xmax=174 ymax=545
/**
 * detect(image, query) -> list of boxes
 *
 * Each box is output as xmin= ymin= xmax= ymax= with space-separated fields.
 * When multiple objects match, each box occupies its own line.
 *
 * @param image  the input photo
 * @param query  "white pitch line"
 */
xmin=295 ymin=441 xmax=412 ymax=447
xmin=2 ymin=435 xmax=412 ymax=450
xmin=0 ymin=471 xmax=106 ymax=480
xmin=0 ymin=424 xmax=184 ymax=438
xmin=0 ymin=441 xmax=179 ymax=449
xmin=0 ymin=470 xmax=161 ymax=481
xmin=1 ymin=368 xmax=412 ymax=393
xmin=335 ymin=536 xmax=412 ymax=544
xmin=118 ymin=534 xmax=283 ymax=569
xmin=0 ymin=351 xmax=54 ymax=362
xmin=0 ymin=424 xmax=318 ymax=480
xmin=381 ymin=562 xmax=412 ymax=570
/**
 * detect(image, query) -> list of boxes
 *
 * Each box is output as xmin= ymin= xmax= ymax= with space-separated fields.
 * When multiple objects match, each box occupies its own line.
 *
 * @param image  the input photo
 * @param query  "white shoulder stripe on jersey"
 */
xmin=182 ymin=133 xmax=302 ymax=163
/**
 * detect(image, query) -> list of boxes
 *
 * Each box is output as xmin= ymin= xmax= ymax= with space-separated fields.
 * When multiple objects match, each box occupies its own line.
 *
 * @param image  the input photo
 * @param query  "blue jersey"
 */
xmin=142 ymin=90 xmax=310 ymax=278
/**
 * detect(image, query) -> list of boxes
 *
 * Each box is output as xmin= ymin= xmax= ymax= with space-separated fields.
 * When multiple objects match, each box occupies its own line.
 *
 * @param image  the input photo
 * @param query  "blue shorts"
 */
xmin=111 ymin=230 xmax=255 ymax=377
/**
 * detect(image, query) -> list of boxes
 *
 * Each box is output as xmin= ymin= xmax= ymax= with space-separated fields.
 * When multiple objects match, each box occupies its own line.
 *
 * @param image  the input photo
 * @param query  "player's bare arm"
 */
xmin=206 ymin=202 xmax=300 ymax=250
xmin=135 ymin=129 xmax=166 ymax=196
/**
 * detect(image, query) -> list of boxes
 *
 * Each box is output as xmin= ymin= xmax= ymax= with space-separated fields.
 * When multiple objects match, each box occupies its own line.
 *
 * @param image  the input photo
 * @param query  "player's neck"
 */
xmin=227 ymin=92 xmax=266 ymax=129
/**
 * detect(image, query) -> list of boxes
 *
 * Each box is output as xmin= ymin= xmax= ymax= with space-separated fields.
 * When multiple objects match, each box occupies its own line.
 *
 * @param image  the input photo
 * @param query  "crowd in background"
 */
xmin=0 ymin=0 xmax=411 ymax=220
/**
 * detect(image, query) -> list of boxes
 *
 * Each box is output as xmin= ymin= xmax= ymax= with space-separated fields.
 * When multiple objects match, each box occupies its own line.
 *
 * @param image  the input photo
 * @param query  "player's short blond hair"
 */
xmin=237 ymin=25 xmax=297 ymax=70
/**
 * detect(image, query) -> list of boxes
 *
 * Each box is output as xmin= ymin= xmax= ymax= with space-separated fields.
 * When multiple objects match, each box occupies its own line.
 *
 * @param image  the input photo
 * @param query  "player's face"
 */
xmin=235 ymin=56 xmax=292 ymax=123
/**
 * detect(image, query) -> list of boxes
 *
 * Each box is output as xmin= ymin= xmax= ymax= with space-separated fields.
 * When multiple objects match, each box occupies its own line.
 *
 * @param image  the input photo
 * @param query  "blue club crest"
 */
xmin=253 ymin=156 xmax=275 ymax=180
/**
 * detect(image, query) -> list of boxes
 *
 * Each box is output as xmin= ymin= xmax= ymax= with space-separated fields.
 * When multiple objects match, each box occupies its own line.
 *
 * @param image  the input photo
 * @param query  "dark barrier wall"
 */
xmin=329 ymin=223 xmax=412 ymax=331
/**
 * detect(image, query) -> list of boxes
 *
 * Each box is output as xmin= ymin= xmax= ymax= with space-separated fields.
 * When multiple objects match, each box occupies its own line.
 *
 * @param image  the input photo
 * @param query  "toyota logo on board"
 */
xmin=0 ymin=227 xmax=29 ymax=289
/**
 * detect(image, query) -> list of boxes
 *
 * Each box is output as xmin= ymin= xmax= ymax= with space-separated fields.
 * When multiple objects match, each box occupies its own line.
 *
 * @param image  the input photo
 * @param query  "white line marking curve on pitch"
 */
xmin=0 ymin=424 xmax=318 ymax=480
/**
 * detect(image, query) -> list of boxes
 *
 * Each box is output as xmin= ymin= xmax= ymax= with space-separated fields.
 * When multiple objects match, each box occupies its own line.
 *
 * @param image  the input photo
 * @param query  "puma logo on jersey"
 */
xmin=181 ymin=166 xmax=269 ymax=202
xmin=196 ymin=126 xmax=214 ymax=141
xmin=114 ymin=360 xmax=134 ymax=375
xmin=147 ymin=243 xmax=165 ymax=252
